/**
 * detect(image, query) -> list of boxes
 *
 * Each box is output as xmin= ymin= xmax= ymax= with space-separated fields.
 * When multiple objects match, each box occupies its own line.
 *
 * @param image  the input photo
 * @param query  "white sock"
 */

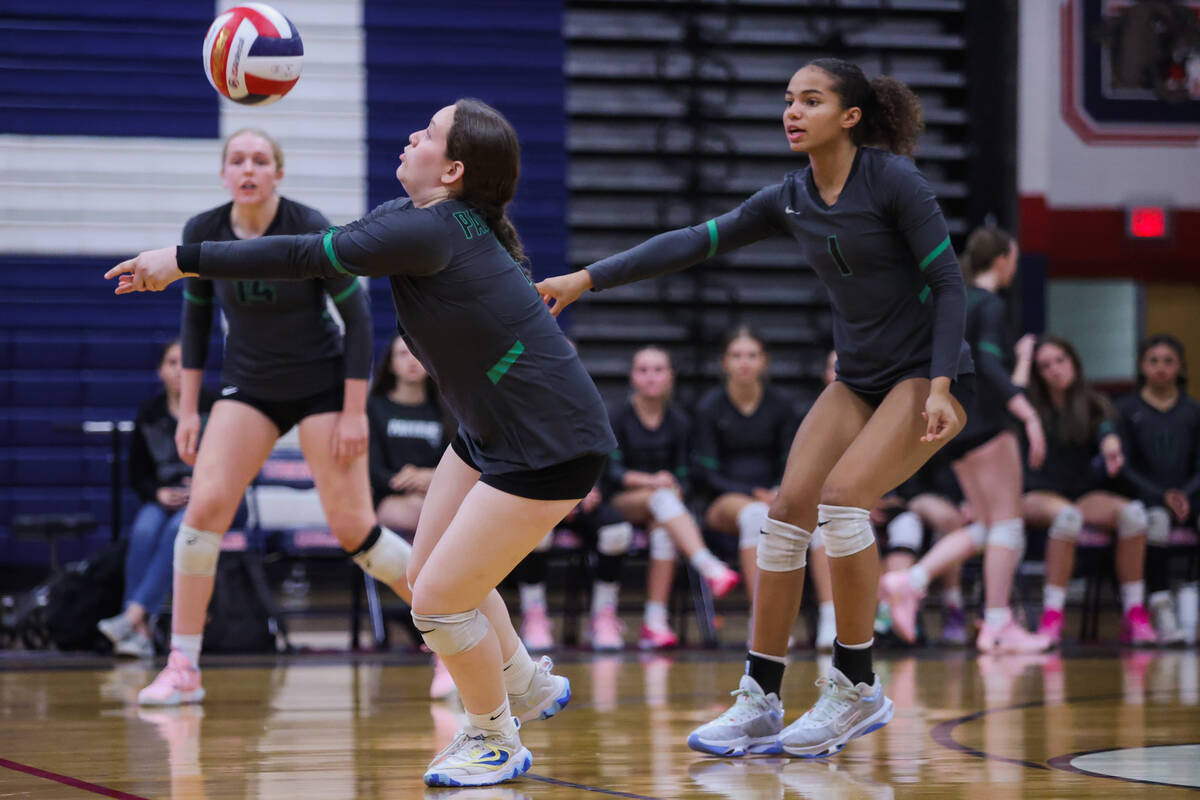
xmin=908 ymin=564 xmax=930 ymax=593
xmin=467 ymin=699 xmax=517 ymax=738
xmin=171 ymin=634 xmax=202 ymax=668
xmin=1149 ymin=590 xmax=1172 ymax=607
xmin=644 ymin=601 xmax=668 ymax=628
xmin=1120 ymin=580 xmax=1145 ymax=613
xmin=818 ymin=601 xmax=835 ymax=627
xmin=502 ymin=642 xmax=537 ymax=696
xmin=941 ymin=587 xmax=964 ymax=609
xmin=984 ymin=607 xmax=1013 ymax=629
xmin=689 ymin=548 xmax=726 ymax=579
xmin=591 ymin=580 xmax=619 ymax=614
xmin=1043 ymin=584 xmax=1067 ymax=612
xmin=519 ymin=583 xmax=546 ymax=614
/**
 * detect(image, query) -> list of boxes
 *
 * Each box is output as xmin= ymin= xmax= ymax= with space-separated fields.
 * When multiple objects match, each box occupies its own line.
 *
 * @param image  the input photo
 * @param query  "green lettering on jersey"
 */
xmin=826 ymin=234 xmax=853 ymax=277
xmin=486 ymin=340 xmax=524 ymax=384
xmin=454 ymin=209 xmax=491 ymax=240
xmin=234 ymin=280 xmax=276 ymax=305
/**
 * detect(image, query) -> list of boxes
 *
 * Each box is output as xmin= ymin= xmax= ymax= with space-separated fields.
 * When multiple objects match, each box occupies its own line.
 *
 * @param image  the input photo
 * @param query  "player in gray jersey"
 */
xmin=538 ymin=59 xmax=975 ymax=759
xmin=109 ymin=100 xmax=615 ymax=788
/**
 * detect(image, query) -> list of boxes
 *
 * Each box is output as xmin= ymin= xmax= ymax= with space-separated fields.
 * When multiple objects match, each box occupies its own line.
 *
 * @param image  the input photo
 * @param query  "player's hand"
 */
xmin=921 ymin=389 xmax=959 ymax=443
xmin=1164 ymin=489 xmax=1190 ymax=523
xmin=332 ymin=410 xmax=368 ymax=464
xmin=156 ymin=486 xmax=189 ymax=509
xmin=580 ymin=486 xmax=602 ymax=513
xmin=174 ymin=412 xmax=202 ymax=466
xmin=534 ymin=270 xmax=593 ymax=317
xmin=1024 ymin=416 xmax=1047 ymax=470
xmin=1100 ymin=433 xmax=1124 ymax=477
xmin=106 ymin=247 xmax=185 ymax=294
xmin=1014 ymin=333 xmax=1036 ymax=363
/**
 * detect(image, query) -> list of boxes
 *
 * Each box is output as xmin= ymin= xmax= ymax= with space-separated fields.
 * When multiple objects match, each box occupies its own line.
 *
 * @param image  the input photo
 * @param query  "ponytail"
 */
xmin=807 ymin=59 xmax=924 ymax=156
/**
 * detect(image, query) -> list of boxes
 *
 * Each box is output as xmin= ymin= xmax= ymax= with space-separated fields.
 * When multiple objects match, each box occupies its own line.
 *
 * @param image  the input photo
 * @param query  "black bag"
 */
xmin=45 ymin=539 xmax=127 ymax=652
xmin=203 ymin=551 xmax=279 ymax=653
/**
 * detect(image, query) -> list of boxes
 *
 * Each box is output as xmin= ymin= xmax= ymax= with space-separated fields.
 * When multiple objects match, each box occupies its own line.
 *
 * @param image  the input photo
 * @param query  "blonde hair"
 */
xmin=221 ymin=128 xmax=284 ymax=171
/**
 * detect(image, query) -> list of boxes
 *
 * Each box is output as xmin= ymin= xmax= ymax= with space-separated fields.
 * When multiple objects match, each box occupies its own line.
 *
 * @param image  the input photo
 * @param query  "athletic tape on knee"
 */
xmin=986 ymin=518 xmax=1025 ymax=552
xmin=737 ymin=501 xmax=769 ymax=550
xmin=649 ymin=526 xmax=676 ymax=561
xmin=351 ymin=525 xmax=412 ymax=585
xmin=1147 ymin=506 xmax=1172 ymax=546
xmin=647 ymin=488 xmax=687 ymax=522
xmin=532 ymin=530 xmax=555 ymax=553
xmin=756 ymin=516 xmax=812 ymax=572
xmin=886 ymin=511 xmax=923 ymax=553
xmin=174 ymin=525 xmax=223 ymax=577
xmin=597 ymin=522 xmax=633 ymax=556
xmin=411 ymin=608 xmax=489 ymax=656
xmin=1048 ymin=506 xmax=1083 ymax=542
xmin=964 ymin=521 xmax=987 ymax=550
xmin=1117 ymin=500 xmax=1148 ymax=540
xmin=816 ymin=504 xmax=876 ymax=558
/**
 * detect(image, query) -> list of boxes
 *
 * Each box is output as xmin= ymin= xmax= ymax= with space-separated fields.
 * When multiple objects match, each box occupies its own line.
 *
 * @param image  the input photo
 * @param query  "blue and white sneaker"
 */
xmin=423 ymin=723 xmax=532 ymax=787
xmin=686 ymin=674 xmax=785 ymax=756
xmin=778 ymin=667 xmax=893 ymax=758
xmin=508 ymin=656 xmax=571 ymax=724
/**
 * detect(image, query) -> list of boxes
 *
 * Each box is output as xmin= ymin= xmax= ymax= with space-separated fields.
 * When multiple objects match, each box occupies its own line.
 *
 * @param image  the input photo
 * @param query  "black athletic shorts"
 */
xmin=451 ymin=434 xmax=607 ymax=501
xmin=218 ymin=383 xmax=343 ymax=435
xmin=841 ymin=372 xmax=975 ymax=415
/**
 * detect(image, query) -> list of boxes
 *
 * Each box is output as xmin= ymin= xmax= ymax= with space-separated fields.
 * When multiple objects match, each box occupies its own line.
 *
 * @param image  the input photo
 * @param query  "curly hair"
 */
xmin=807 ymin=59 xmax=925 ymax=156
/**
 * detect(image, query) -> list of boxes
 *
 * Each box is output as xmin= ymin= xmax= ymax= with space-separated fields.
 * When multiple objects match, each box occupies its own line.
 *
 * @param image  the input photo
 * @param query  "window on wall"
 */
xmin=1046 ymin=279 xmax=1142 ymax=383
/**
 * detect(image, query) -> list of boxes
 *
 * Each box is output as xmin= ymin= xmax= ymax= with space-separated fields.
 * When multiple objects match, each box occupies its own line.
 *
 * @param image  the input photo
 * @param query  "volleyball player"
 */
xmin=108 ymin=99 xmax=614 ymax=788
xmin=537 ymin=59 xmax=974 ymax=758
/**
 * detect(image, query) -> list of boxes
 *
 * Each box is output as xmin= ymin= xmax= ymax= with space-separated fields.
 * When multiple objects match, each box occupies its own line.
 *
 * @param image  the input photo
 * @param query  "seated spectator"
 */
xmin=98 ymin=340 xmax=215 ymax=657
xmin=1017 ymin=335 xmax=1153 ymax=645
xmin=1116 ymin=334 xmax=1200 ymax=645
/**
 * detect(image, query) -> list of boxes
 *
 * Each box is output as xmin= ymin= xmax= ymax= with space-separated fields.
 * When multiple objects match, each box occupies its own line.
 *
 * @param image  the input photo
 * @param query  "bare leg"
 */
xmin=1023 ymin=491 xmax=1078 ymax=591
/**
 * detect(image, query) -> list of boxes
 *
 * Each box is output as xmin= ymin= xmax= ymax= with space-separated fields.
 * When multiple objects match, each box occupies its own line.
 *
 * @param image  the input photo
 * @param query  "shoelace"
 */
xmin=804 ymin=677 xmax=863 ymax=725
xmin=717 ymin=685 xmax=765 ymax=723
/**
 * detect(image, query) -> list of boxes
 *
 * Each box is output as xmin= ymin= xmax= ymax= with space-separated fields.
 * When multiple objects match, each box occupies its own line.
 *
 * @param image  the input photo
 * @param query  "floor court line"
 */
xmin=0 ymin=756 xmax=153 ymax=800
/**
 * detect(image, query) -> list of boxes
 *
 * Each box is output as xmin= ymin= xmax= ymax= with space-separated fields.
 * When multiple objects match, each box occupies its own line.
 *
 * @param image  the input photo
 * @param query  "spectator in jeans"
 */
xmin=98 ymin=340 xmax=214 ymax=657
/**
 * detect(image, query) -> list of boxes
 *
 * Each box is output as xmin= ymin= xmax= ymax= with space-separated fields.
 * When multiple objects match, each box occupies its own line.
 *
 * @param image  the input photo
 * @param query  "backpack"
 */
xmin=45 ymin=539 xmax=127 ymax=652
xmin=203 ymin=551 xmax=282 ymax=653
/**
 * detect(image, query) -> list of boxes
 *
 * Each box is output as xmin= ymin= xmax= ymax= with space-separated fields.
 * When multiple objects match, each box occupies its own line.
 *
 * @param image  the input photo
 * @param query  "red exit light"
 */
xmin=1128 ymin=206 xmax=1167 ymax=239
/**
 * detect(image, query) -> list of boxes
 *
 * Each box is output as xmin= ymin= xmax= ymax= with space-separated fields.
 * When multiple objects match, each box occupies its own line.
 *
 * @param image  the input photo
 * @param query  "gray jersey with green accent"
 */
xmin=180 ymin=197 xmax=372 ymax=401
xmin=187 ymin=197 xmax=616 ymax=474
xmin=587 ymin=146 xmax=973 ymax=393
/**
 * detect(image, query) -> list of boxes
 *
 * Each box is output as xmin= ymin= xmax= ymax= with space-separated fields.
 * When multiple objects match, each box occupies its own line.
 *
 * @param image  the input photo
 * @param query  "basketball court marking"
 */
xmin=0 ymin=756 xmax=152 ymax=800
xmin=1047 ymin=744 xmax=1200 ymax=791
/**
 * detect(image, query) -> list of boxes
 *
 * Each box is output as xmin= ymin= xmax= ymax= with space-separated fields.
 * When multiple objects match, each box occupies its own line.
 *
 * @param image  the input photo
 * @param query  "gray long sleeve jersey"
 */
xmin=181 ymin=197 xmax=616 ymax=474
xmin=587 ymin=147 xmax=973 ymax=392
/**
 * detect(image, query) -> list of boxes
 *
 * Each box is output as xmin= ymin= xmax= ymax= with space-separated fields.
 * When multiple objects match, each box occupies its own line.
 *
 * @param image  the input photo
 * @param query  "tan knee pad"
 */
xmin=411 ymin=608 xmax=489 ymax=656
xmin=174 ymin=525 xmax=223 ymax=576
xmin=351 ymin=525 xmax=412 ymax=585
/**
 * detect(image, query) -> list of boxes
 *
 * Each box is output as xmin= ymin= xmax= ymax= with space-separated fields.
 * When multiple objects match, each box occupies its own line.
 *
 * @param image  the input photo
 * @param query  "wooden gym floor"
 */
xmin=1 ymin=648 xmax=1198 ymax=798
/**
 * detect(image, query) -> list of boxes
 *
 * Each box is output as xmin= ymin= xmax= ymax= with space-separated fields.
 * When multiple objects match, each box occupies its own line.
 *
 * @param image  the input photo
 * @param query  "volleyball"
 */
xmin=202 ymin=4 xmax=303 ymax=106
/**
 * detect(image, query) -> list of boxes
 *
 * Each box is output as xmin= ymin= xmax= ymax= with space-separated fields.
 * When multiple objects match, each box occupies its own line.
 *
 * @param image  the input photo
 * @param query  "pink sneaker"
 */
xmin=880 ymin=571 xmax=923 ymax=644
xmin=1121 ymin=605 xmax=1157 ymax=646
xmin=137 ymin=650 xmax=205 ymax=707
xmin=638 ymin=622 xmax=679 ymax=650
xmin=588 ymin=608 xmax=624 ymax=651
xmin=706 ymin=565 xmax=741 ymax=599
xmin=1037 ymin=608 xmax=1065 ymax=645
xmin=429 ymin=655 xmax=456 ymax=700
xmin=521 ymin=606 xmax=555 ymax=652
xmin=977 ymin=620 xmax=1053 ymax=654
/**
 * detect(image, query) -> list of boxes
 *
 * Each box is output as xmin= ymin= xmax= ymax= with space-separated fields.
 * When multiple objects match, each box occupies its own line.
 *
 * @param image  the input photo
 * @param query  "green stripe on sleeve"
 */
xmin=330 ymin=281 xmax=360 ymax=304
xmin=183 ymin=289 xmax=211 ymax=305
xmin=918 ymin=235 xmax=951 ymax=271
xmin=705 ymin=219 xmax=719 ymax=258
xmin=322 ymin=228 xmax=353 ymax=277
xmin=697 ymin=455 xmax=719 ymax=470
xmin=978 ymin=341 xmax=1004 ymax=358
xmin=918 ymin=285 xmax=931 ymax=304
xmin=486 ymin=340 xmax=525 ymax=384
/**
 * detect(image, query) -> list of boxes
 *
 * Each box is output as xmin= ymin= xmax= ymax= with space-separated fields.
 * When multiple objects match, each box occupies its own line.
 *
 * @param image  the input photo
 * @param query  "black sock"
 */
xmin=348 ymin=524 xmax=381 ymax=556
xmin=832 ymin=639 xmax=874 ymax=686
xmin=746 ymin=652 xmax=785 ymax=698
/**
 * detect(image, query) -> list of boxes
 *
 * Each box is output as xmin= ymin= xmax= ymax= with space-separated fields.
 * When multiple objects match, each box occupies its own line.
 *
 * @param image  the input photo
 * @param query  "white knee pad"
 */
xmin=597 ymin=522 xmax=633 ymax=556
xmin=886 ymin=511 xmax=923 ymax=552
xmin=647 ymin=488 xmax=687 ymax=522
xmin=351 ymin=526 xmax=411 ymax=586
xmin=964 ymin=521 xmax=988 ymax=550
xmin=986 ymin=518 xmax=1025 ymax=552
xmin=174 ymin=525 xmax=222 ymax=577
xmin=649 ymin=526 xmax=676 ymax=561
xmin=737 ymin=501 xmax=769 ymax=550
xmin=1048 ymin=506 xmax=1083 ymax=542
xmin=532 ymin=530 xmax=555 ymax=553
xmin=810 ymin=527 xmax=824 ymax=549
xmin=1117 ymin=500 xmax=1148 ymax=540
xmin=1147 ymin=506 xmax=1172 ymax=546
xmin=756 ymin=516 xmax=813 ymax=572
xmin=411 ymin=608 xmax=489 ymax=656
xmin=817 ymin=504 xmax=876 ymax=558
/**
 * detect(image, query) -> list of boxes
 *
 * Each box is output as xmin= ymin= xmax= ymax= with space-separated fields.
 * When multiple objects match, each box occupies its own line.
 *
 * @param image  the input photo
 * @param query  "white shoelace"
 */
xmin=803 ymin=677 xmax=863 ymax=725
xmin=716 ymin=685 xmax=768 ymax=724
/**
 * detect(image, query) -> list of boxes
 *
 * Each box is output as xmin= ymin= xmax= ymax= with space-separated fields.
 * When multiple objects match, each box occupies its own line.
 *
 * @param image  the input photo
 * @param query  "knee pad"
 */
xmin=964 ymin=521 xmax=988 ymax=550
xmin=986 ymin=518 xmax=1025 ymax=552
xmin=1117 ymin=500 xmax=1148 ymax=540
xmin=810 ymin=527 xmax=824 ymax=549
xmin=597 ymin=522 xmax=633 ymax=556
xmin=756 ymin=516 xmax=813 ymax=572
xmin=350 ymin=525 xmax=411 ymax=586
xmin=737 ymin=501 xmax=769 ymax=550
xmin=1147 ymin=506 xmax=1171 ymax=546
xmin=532 ymin=530 xmax=555 ymax=553
xmin=817 ymin=504 xmax=876 ymax=558
xmin=174 ymin=525 xmax=222 ymax=577
xmin=411 ymin=608 xmax=489 ymax=656
xmin=649 ymin=526 xmax=676 ymax=561
xmin=886 ymin=511 xmax=923 ymax=553
xmin=1048 ymin=506 xmax=1083 ymax=542
xmin=647 ymin=488 xmax=687 ymax=522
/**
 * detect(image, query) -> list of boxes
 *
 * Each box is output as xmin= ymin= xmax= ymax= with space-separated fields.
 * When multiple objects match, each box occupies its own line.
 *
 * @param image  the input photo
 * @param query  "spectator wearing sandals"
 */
xmin=98 ymin=340 xmax=215 ymax=657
